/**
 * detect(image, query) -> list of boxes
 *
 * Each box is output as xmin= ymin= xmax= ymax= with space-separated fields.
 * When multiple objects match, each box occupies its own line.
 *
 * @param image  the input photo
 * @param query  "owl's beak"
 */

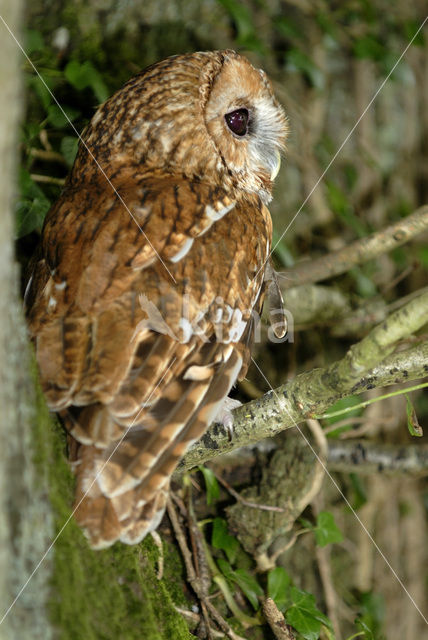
xmin=270 ymin=150 xmax=281 ymax=181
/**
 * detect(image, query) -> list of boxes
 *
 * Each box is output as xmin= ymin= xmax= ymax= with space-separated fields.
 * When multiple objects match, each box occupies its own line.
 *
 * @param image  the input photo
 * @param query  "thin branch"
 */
xmin=318 ymin=381 xmax=428 ymax=419
xmin=312 ymin=498 xmax=342 ymax=639
xmin=279 ymin=283 xmax=351 ymax=326
xmin=166 ymin=497 xmax=248 ymax=640
xmin=262 ymin=598 xmax=295 ymax=640
xmin=30 ymin=173 xmax=65 ymax=186
xmin=178 ymin=291 xmax=428 ymax=472
xmin=212 ymin=470 xmax=286 ymax=513
xmin=327 ymin=441 xmax=428 ymax=476
xmin=28 ymin=147 xmax=67 ymax=165
xmin=332 ymin=286 xmax=428 ymax=338
xmin=281 ymin=205 xmax=428 ymax=289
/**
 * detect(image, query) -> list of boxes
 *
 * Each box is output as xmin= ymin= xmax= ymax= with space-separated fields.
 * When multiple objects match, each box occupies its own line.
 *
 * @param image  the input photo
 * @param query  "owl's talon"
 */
xmin=214 ymin=397 xmax=242 ymax=441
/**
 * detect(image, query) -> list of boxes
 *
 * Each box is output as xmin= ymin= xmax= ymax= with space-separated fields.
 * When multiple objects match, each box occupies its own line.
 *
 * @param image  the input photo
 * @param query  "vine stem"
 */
xmin=316 ymin=381 xmax=428 ymax=420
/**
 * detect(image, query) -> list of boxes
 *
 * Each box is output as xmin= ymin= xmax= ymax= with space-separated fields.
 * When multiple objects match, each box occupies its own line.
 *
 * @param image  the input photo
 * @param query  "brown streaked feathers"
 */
xmin=26 ymin=50 xmax=288 ymax=548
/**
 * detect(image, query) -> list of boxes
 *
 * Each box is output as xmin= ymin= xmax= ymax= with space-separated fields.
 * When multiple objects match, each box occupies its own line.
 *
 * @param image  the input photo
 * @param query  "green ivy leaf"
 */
xmin=65 ymin=60 xmax=109 ymax=103
xmin=405 ymin=394 xmax=423 ymax=437
xmin=21 ymin=122 xmax=42 ymax=145
xmin=25 ymin=29 xmax=45 ymax=55
xmin=286 ymin=49 xmax=324 ymax=89
xmin=315 ymin=12 xmax=338 ymax=39
xmin=217 ymin=558 xmax=263 ymax=611
xmin=231 ymin=569 xmax=263 ymax=611
xmin=353 ymin=35 xmax=386 ymax=62
xmin=349 ymin=473 xmax=367 ymax=510
xmin=314 ymin=511 xmax=343 ymax=547
xmin=418 ymin=246 xmax=428 ymax=268
xmin=325 ymin=181 xmax=368 ymax=238
xmin=349 ymin=267 xmax=378 ymax=298
xmin=355 ymin=618 xmax=375 ymax=640
xmin=217 ymin=0 xmax=264 ymax=53
xmin=16 ymin=168 xmax=51 ymax=237
xmin=267 ymin=567 xmax=291 ymax=612
xmin=27 ymin=75 xmax=53 ymax=112
xmin=60 ymin=136 xmax=79 ymax=168
xmin=211 ymin=517 xmax=239 ymax=563
xmin=286 ymin=607 xmax=320 ymax=640
xmin=274 ymin=16 xmax=303 ymax=41
xmin=47 ymin=104 xmax=80 ymax=129
xmin=403 ymin=20 xmax=425 ymax=46
xmin=272 ymin=229 xmax=294 ymax=267
xmin=356 ymin=591 xmax=384 ymax=638
xmin=324 ymin=395 xmax=362 ymax=428
xmin=217 ymin=557 xmax=234 ymax=581
xmin=199 ymin=466 xmax=220 ymax=506
xmin=285 ymin=587 xmax=331 ymax=640
xmin=355 ymin=618 xmax=375 ymax=639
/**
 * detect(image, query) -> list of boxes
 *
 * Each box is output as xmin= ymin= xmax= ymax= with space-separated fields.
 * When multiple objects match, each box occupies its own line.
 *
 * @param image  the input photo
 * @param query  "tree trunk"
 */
xmin=0 ymin=0 xmax=55 ymax=637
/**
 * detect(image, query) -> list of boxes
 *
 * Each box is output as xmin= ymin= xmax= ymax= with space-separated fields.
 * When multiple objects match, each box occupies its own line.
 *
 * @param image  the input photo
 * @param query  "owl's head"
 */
xmin=79 ymin=50 xmax=288 ymax=203
xmin=203 ymin=50 xmax=288 ymax=203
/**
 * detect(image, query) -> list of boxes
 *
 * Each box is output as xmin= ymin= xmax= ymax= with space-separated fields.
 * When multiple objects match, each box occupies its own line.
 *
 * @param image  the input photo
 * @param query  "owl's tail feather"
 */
xmin=72 ymin=340 xmax=242 ymax=548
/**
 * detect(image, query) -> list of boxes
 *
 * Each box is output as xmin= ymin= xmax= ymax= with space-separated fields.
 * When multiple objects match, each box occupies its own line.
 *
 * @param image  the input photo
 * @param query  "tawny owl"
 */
xmin=25 ymin=50 xmax=288 ymax=548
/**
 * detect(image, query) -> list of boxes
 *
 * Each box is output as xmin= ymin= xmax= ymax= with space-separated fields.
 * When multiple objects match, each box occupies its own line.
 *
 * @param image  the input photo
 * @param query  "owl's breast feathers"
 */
xmin=26 ymin=172 xmax=272 ymax=547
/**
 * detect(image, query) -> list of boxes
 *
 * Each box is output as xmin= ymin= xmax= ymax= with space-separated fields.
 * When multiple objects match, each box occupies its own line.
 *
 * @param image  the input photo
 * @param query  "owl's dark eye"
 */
xmin=224 ymin=108 xmax=249 ymax=137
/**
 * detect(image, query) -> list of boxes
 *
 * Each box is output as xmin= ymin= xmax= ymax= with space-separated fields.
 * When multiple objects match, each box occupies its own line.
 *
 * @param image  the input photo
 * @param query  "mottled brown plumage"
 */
xmin=25 ymin=50 xmax=288 ymax=548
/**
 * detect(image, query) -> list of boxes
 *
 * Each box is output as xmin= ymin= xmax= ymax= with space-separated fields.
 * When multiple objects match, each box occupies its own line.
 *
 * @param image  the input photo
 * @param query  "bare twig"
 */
xmin=203 ymin=600 xmax=247 ymax=640
xmin=262 ymin=598 xmax=295 ymax=639
xmin=39 ymin=129 xmax=52 ymax=151
xmin=212 ymin=470 xmax=286 ymax=513
xmin=312 ymin=498 xmax=341 ymax=639
xmin=185 ymin=486 xmax=213 ymax=639
xmin=166 ymin=497 xmax=198 ymax=584
xmin=281 ymin=205 xmax=428 ymax=289
xmin=149 ymin=531 xmax=164 ymax=580
xmin=28 ymin=147 xmax=67 ymax=164
xmin=166 ymin=497 xmax=247 ymax=640
xmin=30 ymin=173 xmax=65 ymax=186
xmin=174 ymin=607 xmax=230 ymax=638
xmin=327 ymin=441 xmax=428 ymax=476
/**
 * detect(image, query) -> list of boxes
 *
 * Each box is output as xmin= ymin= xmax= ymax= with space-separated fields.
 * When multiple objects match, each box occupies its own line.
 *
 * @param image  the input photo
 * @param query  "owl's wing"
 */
xmin=27 ymin=173 xmax=270 ymax=547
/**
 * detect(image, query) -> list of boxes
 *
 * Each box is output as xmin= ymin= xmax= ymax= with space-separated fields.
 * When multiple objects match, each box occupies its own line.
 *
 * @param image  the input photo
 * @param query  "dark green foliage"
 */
xmin=212 ymin=517 xmax=239 ymax=564
xmin=199 ymin=465 xmax=220 ymax=506
xmin=16 ymin=168 xmax=51 ymax=237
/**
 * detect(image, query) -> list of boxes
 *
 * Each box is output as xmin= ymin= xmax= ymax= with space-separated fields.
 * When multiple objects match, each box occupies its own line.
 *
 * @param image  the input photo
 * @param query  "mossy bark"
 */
xmin=0 ymin=1 xmax=195 ymax=636
xmin=33 ymin=380 xmax=195 ymax=640
xmin=0 ymin=0 xmax=53 ymax=637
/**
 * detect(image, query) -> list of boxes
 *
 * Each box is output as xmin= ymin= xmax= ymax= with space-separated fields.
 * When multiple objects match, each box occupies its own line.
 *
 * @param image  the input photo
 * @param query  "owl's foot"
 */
xmin=214 ymin=396 xmax=242 ymax=441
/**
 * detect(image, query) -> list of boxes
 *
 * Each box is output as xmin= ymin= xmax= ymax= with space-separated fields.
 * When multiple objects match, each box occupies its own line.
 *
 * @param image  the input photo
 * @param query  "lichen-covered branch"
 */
xmin=327 ymin=441 xmax=428 ymax=475
xmin=279 ymin=283 xmax=350 ymax=325
xmin=281 ymin=205 xmax=428 ymax=289
xmin=178 ymin=291 xmax=428 ymax=471
xmin=325 ymin=290 xmax=428 ymax=388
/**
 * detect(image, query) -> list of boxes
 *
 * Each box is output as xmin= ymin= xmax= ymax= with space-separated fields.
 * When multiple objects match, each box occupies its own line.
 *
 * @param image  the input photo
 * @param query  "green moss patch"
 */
xmin=32 ymin=368 xmax=194 ymax=640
